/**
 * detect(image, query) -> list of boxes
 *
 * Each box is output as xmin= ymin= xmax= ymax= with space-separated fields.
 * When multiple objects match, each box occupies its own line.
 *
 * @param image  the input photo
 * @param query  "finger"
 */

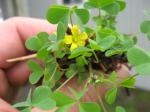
xmin=116 ymin=64 xmax=130 ymax=78
xmin=0 ymin=69 xmax=10 ymax=98
xmin=0 ymin=98 xmax=18 ymax=112
xmin=5 ymin=61 xmax=30 ymax=86
xmin=0 ymin=17 xmax=56 ymax=69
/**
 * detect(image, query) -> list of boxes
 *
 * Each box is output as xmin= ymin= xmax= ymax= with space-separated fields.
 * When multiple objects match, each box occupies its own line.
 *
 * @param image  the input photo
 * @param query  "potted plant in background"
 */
xmin=7 ymin=0 xmax=150 ymax=112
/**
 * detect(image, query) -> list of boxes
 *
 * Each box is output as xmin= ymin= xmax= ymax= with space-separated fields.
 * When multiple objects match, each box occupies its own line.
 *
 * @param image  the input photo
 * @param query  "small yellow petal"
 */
xmin=64 ymin=35 xmax=73 ymax=44
xmin=80 ymin=32 xmax=88 ymax=40
xmin=72 ymin=25 xmax=79 ymax=36
xmin=70 ymin=43 xmax=78 ymax=51
xmin=77 ymin=41 xmax=86 ymax=47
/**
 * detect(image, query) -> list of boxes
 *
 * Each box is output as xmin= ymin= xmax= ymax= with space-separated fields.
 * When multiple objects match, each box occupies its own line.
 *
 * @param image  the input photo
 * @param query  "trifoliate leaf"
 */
xmin=105 ymin=88 xmax=117 ymax=104
xmin=74 ymin=9 xmax=90 ymax=24
xmin=51 ymin=91 xmax=75 ymax=107
xmin=79 ymin=102 xmax=101 ymax=112
xmin=25 ymin=32 xmax=49 ymax=51
xmin=46 ymin=5 xmax=69 ymax=24
xmin=32 ymin=86 xmax=56 ymax=110
xmin=102 ymin=2 xmax=120 ymax=15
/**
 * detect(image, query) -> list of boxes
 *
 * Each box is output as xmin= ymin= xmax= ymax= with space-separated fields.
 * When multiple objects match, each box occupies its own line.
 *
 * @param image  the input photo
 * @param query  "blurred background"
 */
xmin=0 ymin=0 xmax=150 ymax=111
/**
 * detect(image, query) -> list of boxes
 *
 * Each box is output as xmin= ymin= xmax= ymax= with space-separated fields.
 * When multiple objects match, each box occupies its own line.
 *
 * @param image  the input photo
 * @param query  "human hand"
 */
xmin=0 ymin=17 xmax=56 ymax=112
xmin=0 ymin=17 xmax=130 ymax=112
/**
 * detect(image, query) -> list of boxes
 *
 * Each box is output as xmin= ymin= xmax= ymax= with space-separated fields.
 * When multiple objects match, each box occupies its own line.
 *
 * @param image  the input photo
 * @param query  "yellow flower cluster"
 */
xmin=64 ymin=25 xmax=88 ymax=51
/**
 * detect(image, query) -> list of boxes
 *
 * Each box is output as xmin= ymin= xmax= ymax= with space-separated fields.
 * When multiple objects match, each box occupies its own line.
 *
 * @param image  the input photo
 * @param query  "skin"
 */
xmin=0 ymin=17 xmax=129 ymax=112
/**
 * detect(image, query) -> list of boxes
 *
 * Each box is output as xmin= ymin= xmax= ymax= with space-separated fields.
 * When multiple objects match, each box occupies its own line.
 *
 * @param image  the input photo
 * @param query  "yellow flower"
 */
xmin=64 ymin=25 xmax=88 ymax=51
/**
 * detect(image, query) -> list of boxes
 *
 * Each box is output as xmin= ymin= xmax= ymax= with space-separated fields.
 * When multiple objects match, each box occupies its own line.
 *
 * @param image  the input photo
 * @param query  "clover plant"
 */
xmin=9 ymin=0 xmax=150 ymax=112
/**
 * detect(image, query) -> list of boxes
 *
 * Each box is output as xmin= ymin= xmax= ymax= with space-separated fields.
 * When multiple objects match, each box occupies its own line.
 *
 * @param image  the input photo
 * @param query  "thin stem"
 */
xmin=94 ymin=85 xmax=108 ymax=112
xmin=92 ymin=50 xmax=99 ymax=63
xmin=6 ymin=54 xmax=37 ymax=62
xmin=55 ymin=72 xmax=77 ymax=92
xmin=70 ymin=14 xmax=73 ymax=27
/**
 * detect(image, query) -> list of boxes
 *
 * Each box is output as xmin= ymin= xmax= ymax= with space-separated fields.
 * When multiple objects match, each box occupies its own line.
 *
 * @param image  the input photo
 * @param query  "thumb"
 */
xmin=0 ymin=98 xmax=18 ymax=112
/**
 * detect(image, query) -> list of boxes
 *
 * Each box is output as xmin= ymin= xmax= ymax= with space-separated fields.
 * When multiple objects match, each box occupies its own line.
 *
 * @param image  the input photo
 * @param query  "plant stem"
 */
xmin=55 ymin=72 xmax=77 ymax=92
xmin=92 ymin=50 xmax=99 ymax=63
xmin=6 ymin=54 xmax=37 ymax=62
xmin=94 ymin=85 xmax=108 ymax=112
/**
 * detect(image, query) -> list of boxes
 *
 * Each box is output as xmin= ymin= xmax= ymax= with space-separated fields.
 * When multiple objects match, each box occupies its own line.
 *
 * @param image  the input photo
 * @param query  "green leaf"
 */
xmin=99 ymin=35 xmax=116 ymax=50
xmin=51 ymin=91 xmax=75 ymax=107
xmin=99 ymin=0 xmax=116 ymax=8
xmin=56 ymin=104 xmax=73 ymax=112
xmin=21 ymin=107 xmax=31 ymax=112
xmin=117 ymin=0 xmax=126 ymax=11
xmin=89 ymin=39 xmax=103 ymax=51
xmin=37 ymin=47 xmax=49 ymax=60
xmin=134 ymin=63 xmax=150 ymax=75
xmin=25 ymin=37 xmax=41 ymax=51
xmin=109 ymin=71 xmax=117 ymax=82
xmin=74 ymin=9 xmax=90 ymax=24
xmin=116 ymin=106 xmax=126 ymax=112
xmin=121 ymin=77 xmax=136 ymax=88
xmin=140 ymin=20 xmax=150 ymax=33
xmin=102 ymin=2 xmax=120 ymax=15
xmin=79 ymin=102 xmax=101 ymax=112
xmin=127 ymin=46 xmax=150 ymax=66
xmin=65 ymin=64 xmax=77 ymax=78
xmin=26 ymin=89 xmax=32 ymax=104
xmin=105 ymin=47 xmax=123 ymax=57
xmin=76 ymin=56 xmax=87 ymax=67
xmin=48 ymin=34 xmax=57 ymax=42
xmin=46 ymin=5 xmax=69 ymax=24
xmin=57 ymin=22 xmax=66 ymax=41
xmin=25 ymin=32 xmax=49 ymax=51
xmin=37 ymin=32 xmax=49 ymax=44
xmin=13 ymin=102 xmax=30 ymax=108
xmin=68 ymin=87 xmax=88 ymax=100
xmin=28 ymin=60 xmax=43 ymax=84
xmin=69 ymin=47 xmax=92 ymax=59
xmin=105 ymin=88 xmax=117 ymax=104
xmin=32 ymin=86 xmax=56 ymax=110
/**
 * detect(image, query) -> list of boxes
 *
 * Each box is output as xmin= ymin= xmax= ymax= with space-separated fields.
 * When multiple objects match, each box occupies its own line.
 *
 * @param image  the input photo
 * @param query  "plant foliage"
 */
xmin=13 ymin=0 xmax=150 ymax=112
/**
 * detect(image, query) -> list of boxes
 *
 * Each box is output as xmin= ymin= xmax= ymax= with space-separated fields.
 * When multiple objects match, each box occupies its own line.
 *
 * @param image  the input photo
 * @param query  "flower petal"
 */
xmin=64 ymin=35 xmax=73 ymax=44
xmin=77 ymin=41 xmax=86 ymax=47
xmin=72 ymin=25 xmax=79 ymax=36
xmin=70 ymin=43 xmax=78 ymax=51
xmin=80 ymin=32 xmax=88 ymax=40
